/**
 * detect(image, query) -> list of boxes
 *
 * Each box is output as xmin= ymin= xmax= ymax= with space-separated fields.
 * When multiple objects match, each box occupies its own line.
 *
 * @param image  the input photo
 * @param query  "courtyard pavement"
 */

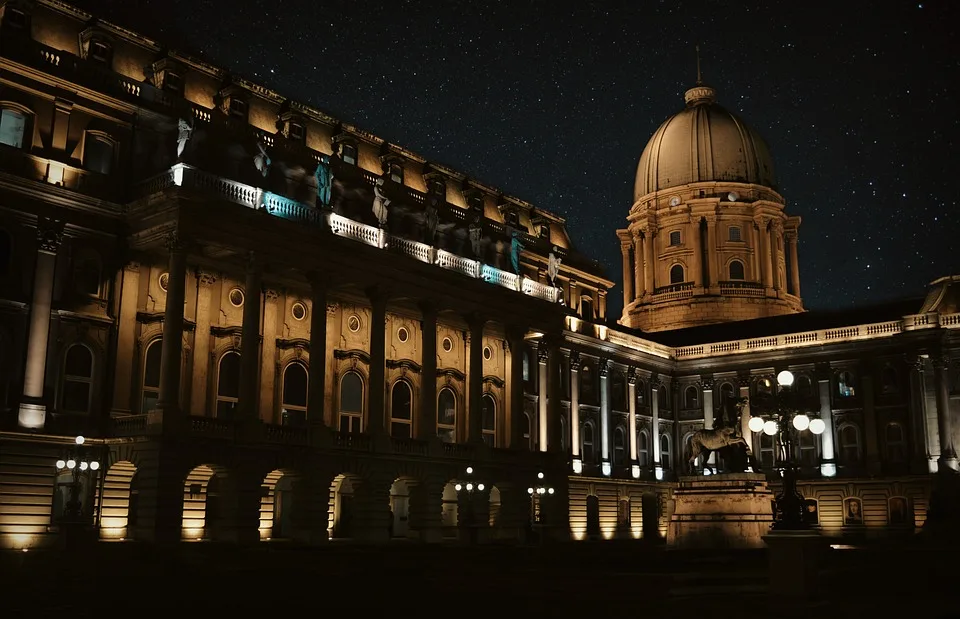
xmin=2 ymin=539 xmax=956 ymax=618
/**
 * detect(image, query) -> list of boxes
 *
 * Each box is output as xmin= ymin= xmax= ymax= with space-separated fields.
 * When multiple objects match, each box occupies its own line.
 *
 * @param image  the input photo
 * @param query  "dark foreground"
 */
xmin=2 ymin=540 xmax=956 ymax=618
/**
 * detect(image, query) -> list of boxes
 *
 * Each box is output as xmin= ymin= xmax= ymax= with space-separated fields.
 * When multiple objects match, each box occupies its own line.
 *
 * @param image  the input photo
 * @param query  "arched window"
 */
xmin=612 ymin=372 xmax=626 ymax=411
xmin=216 ymin=352 xmax=241 ymax=419
xmin=0 ymin=107 xmax=27 ymax=148
xmin=658 ymin=385 xmax=669 ymax=411
xmin=140 ymin=340 xmax=161 ymax=413
xmin=613 ymin=427 xmax=626 ymax=466
xmin=839 ymin=423 xmax=862 ymax=464
xmin=669 ymin=264 xmax=684 ymax=284
xmin=885 ymin=422 xmax=906 ymax=464
xmin=719 ymin=382 xmax=735 ymax=402
xmin=798 ymin=430 xmax=818 ymax=467
xmin=579 ymin=295 xmax=594 ymax=319
xmin=481 ymin=393 xmax=496 ymax=446
xmin=522 ymin=412 xmax=533 ymax=450
xmin=660 ymin=434 xmax=671 ymax=470
xmin=582 ymin=422 xmax=595 ymax=464
xmin=0 ymin=229 xmax=12 ymax=275
xmin=638 ymin=430 xmax=649 ymax=467
xmin=580 ymin=362 xmax=597 ymax=405
xmin=837 ymin=371 xmax=856 ymax=398
xmin=636 ymin=379 xmax=646 ymax=406
xmin=437 ymin=387 xmax=456 ymax=443
xmin=881 ymin=366 xmax=899 ymax=394
xmin=684 ymin=385 xmax=699 ymax=409
xmin=281 ymin=363 xmax=308 ymax=427
xmin=390 ymin=380 xmax=412 ymax=438
xmin=84 ymin=132 xmax=115 ymax=175
xmin=728 ymin=260 xmax=745 ymax=280
xmin=796 ymin=375 xmax=814 ymax=398
xmin=73 ymin=253 xmax=102 ymax=297
xmin=338 ymin=371 xmax=364 ymax=433
xmin=61 ymin=344 xmax=93 ymax=414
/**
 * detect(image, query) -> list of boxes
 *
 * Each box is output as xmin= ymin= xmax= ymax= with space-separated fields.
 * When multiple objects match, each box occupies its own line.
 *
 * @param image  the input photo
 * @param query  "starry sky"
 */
xmin=80 ymin=0 xmax=959 ymax=316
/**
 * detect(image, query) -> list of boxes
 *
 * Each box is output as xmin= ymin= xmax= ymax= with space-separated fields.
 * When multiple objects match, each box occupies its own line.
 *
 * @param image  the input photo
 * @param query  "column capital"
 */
xmin=906 ymin=353 xmax=927 ymax=373
xmin=537 ymin=340 xmax=550 ymax=364
xmin=124 ymin=260 xmax=141 ymax=273
xmin=699 ymin=377 xmax=714 ymax=391
xmin=932 ymin=355 xmax=950 ymax=372
xmin=814 ymin=362 xmax=832 ymax=381
xmin=784 ymin=228 xmax=799 ymax=241
xmin=365 ymin=284 xmax=392 ymax=308
xmin=599 ymin=357 xmax=609 ymax=377
xmin=37 ymin=218 xmax=64 ymax=254
xmin=196 ymin=269 xmax=217 ymax=286
xmin=164 ymin=229 xmax=187 ymax=253
xmin=569 ymin=350 xmax=581 ymax=372
xmin=627 ymin=367 xmax=638 ymax=385
xmin=737 ymin=371 xmax=752 ymax=388
xmin=504 ymin=323 xmax=527 ymax=343
xmin=264 ymin=288 xmax=280 ymax=300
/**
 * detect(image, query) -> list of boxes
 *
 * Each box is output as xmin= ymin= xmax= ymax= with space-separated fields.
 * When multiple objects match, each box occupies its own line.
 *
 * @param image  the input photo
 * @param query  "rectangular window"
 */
xmin=669 ymin=230 xmax=681 ymax=246
xmin=339 ymin=413 xmax=361 ymax=433
xmin=729 ymin=226 xmax=741 ymax=241
xmin=164 ymin=72 xmax=183 ymax=93
xmin=288 ymin=121 xmax=305 ymax=142
xmin=89 ymin=41 xmax=111 ymax=64
xmin=229 ymin=98 xmax=247 ymax=119
xmin=0 ymin=108 xmax=26 ymax=149
xmin=341 ymin=144 xmax=357 ymax=165
xmin=389 ymin=163 xmax=403 ymax=184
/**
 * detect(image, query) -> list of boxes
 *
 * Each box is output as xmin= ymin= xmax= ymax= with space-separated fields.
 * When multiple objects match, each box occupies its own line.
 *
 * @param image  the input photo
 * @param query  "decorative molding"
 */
xmin=37 ymin=218 xmax=64 ymax=253
xmin=386 ymin=358 xmax=422 ymax=374
xmin=482 ymin=375 xmax=505 ymax=388
xmin=211 ymin=325 xmax=243 ymax=337
xmin=537 ymin=341 xmax=550 ymax=364
xmin=124 ymin=261 xmax=141 ymax=273
xmin=196 ymin=269 xmax=217 ymax=286
xmin=276 ymin=337 xmax=310 ymax=351
xmin=627 ymin=367 xmax=637 ymax=385
xmin=264 ymin=288 xmax=280 ymax=300
xmin=599 ymin=357 xmax=609 ymax=378
xmin=134 ymin=311 xmax=195 ymax=330
xmin=569 ymin=351 xmax=582 ymax=372
xmin=334 ymin=348 xmax=371 ymax=364
xmin=437 ymin=367 xmax=466 ymax=382
xmin=699 ymin=377 xmax=714 ymax=391
xmin=326 ymin=302 xmax=339 ymax=315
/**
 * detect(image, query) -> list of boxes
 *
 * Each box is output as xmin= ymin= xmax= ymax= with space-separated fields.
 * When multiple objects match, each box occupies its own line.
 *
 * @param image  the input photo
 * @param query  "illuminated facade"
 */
xmin=0 ymin=0 xmax=956 ymax=550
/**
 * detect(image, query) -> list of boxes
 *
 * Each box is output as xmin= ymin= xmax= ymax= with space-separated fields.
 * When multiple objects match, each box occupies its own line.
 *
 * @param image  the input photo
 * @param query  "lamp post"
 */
xmin=54 ymin=436 xmax=102 ymax=546
xmin=455 ymin=466 xmax=485 ymax=544
xmin=748 ymin=371 xmax=825 ymax=530
xmin=527 ymin=471 xmax=555 ymax=541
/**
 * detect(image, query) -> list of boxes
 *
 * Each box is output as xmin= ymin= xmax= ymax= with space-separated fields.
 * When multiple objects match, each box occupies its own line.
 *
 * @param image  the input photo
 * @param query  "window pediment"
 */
xmin=79 ymin=26 xmax=115 ymax=65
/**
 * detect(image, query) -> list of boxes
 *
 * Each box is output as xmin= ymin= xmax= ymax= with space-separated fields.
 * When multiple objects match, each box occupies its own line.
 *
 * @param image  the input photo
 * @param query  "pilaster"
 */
xmin=111 ymin=260 xmax=141 ymax=415
xmin=815 ymin=363 xmax=837 ymax=477
xmin=933 ymin=355 xmax=958 ymax=470
xmin=259 ymin=288 xmax=279 ymax=423
xmin=151 ymin=230 xmax=188 ymax=434
xmin=189 ymin=270 xmax=216 ymax=417
xmin=418 ymin=301 xmax=438 ymax=440
xmin=237 ymin=253 xmax=262 ymax=425
xmin=306 ymin=273 xmax=329 ymax=431
xmin=467 ymin=314 xmax=485 ymax=443
xmin=507 ymin=324 xmax=526 ymax=450
xmin=366 ymin=286 xmax=389 ymax=435
xmin=599 ymin=358 xmax=611 ymax=475
xmin=569 ymin=352 xmax=582 ymax=468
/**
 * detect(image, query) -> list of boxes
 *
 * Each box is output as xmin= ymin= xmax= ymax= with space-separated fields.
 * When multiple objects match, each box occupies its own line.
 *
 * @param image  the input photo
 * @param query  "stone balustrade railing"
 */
xmin=139 ymin=164 xmax=559 ymax=304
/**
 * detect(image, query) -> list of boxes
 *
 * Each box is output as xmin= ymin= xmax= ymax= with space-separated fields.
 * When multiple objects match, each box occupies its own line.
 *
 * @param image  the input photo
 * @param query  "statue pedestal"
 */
xmin=763 ymin=530 xmax=825 ymax=597
xmin=667 ymin=473 xmax=774 ymax=549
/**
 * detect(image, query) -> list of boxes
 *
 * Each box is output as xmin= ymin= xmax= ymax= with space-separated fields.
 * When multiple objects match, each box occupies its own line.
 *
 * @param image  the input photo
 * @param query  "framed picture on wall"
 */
xmin=843 ymin=497 xmax=863 ymax=525
xmin=803 ymin=498 xmax=819 ymax=526
xmin=888 ymin=496 xmax=911 ymax=526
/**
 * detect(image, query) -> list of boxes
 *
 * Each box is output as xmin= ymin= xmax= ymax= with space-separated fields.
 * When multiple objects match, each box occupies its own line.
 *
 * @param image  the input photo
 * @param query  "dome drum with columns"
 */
xmin=618 ymin=83 xmax=804 ymax=333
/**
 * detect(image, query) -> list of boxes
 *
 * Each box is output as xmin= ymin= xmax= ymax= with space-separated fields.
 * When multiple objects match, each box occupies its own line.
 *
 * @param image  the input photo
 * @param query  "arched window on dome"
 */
xmin=669 ymin=264 xmax=684 ymax=285
xmin=729 ymin=260 xmax=745 ymax=280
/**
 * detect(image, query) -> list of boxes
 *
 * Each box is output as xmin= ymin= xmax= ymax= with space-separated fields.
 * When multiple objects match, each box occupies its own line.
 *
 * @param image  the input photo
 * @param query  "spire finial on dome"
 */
xmin=695 ymin=44 xmax=702 ymax=86
xmin=685 ymin=44 xmax=716 ymax=106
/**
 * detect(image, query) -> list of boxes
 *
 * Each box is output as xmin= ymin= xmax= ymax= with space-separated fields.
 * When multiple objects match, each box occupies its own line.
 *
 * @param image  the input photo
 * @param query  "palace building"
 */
xmin=0 ymin=0 xmax=956 ymax=550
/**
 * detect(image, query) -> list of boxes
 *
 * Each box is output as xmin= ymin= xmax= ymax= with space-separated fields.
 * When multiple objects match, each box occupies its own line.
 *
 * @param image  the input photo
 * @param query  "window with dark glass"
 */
xmin=338 ymin=371 xmax=363 ymax=433
xmin=658 ymin=385 xmax=668 ymax=411
xmin=288 ymin=121 xmax=305 ymax=142
xmin=281 ymin=363 xmax=308 ymax=427
xmin=839 ymin=424 xmax=861 ymax=463
xmin=229 ymin=97 xmax=247 ymax=119
xmin=5 ymin=7 xmax=28 ymax=29
xmin=638 ymin=431 xmax=649 ymax=467
xmin=684 ymin=385 xmax=699 ymax=409
xmin=341 ymin=143 xmax=357 ymax=165
xmin=481 ymin=394 xmax=496 ymax=447
xmin=74 ymin=256 xmax=101 ymax=296
xmin=390 ymin=381 xmax=412 ymax=438
xmin=669 ymin=230 xmax=681 ymax=246
xmin=89 ymin=40 xmax=112 ymax=64
xmin=163 ymin=71 xmax=183 ymax=93
xmin=612 ymin=372 xmax=626 ymax=411
xmin=729 ymin=226 xmax=742 ymax=242
xmin=216 ymin=352 xmax=241 ymax=419
xmin=437 ymin=387 xmax=456 ymax=443
xmin=798 ymin=430 xmax=818 ymax=467
xmin=669 ymin=264 xmax=684 ymax=284
xmin=0 ymin=229 xmax=12 ymax=275
xmin=837 ymin=371 xmax=856 ymax=398
xmin=580 ymin=362 xmax=597 ymax=405
xmin=0 ymin=108 xmax=26 ymax=148
xmin=84 ymin=134 xmax=114 ymax=175
xmin=881 ymin=366 xmax=899 ymax=394
xmin=61 ymin=344 xmax=93 ymax=413
xmin=582 ymin=422 xmax=595 ymax=463
xmin=729 ymin=260 xmax=745 ymax=280
xmin=660 ymin=434 xmax=671 ymax=470
xmin=389 ymin=163 xmax=403 ymax=184
xmin=141 ymin=340 xmax=161 ymax=413
xmin=613 ymin=427 xmax=626 ymax=465
xmin=885 ymin=422 xmax=906 ymax=463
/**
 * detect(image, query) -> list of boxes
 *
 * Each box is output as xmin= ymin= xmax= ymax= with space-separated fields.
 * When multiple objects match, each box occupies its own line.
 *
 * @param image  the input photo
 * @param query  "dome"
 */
xmin=634 ymin=84 xmax=777 ymax=201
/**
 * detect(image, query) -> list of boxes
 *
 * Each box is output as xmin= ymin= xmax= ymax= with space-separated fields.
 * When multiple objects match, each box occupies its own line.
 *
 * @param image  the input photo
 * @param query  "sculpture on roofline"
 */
xmin=176 ymin=118 xmax=193 ymax=157
xmin=547 ymin=247 xmax=561 ymax=284
xmin=510 ymin=230 xmax=525 ymax=276
xmin=315 ymin=154 xmax=333 ymax=208
xmin=254 ymin=141 xmax=271 ymax=178
xmin=468 ymin=217 xmax=482 ymax=259
xmin=372 ymin=174 xmax=390 ymax=227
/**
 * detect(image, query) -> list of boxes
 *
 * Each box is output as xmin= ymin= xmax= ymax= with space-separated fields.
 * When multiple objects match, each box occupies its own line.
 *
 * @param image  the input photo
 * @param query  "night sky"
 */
xmin=81 ymin=0 xmax=959 ymax=316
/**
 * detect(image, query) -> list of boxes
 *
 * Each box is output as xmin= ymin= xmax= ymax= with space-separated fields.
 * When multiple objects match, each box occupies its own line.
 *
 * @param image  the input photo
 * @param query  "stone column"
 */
xmin=18 ymin=220 xmax=63 ymax=429
xmin=111 ymin=261 xmax=141 ymax=415
xmin=154 ymin=231 xmax=188 ymax=429
xmin=861 ymin=371 xmax=881 ymax=475
xmin=507 ymin=325 xmax=526 ymax=450
xmin=620 ymin=241 xmax=634 ymax=306
xmin=259 ymin=289 xmax=279 ymax=422
xmin=627 ymin=370 xmax=638 ymax=477
xmin=546 ymin=339 xmax=562 ymax=453
xmin=738 ymin=374 xmax=755 ymax=459
xmin=643 ymin=228 xmax=655 ymax=296
xmin=307 ymin=275 xmax=328 ymax=428
xmin=570 ymin=352 xmax=581 ymax=466
xmin=190 ymin=271 xmax=216 ymax=417
xmin=599 ymin=358 xmax=611 ymax=475
xmin=909 ymin=357 xmax=935 ymax=473
xmin=691 ymin=216 xmax=704 ymax=289
xmin=568 ymin=279 xmax=578 ymax=311
xmin=769 ymin=220 xmax=783 ymax=292
xmin=816 ymin=364 xmax=837 ymax=477
xmin=537 ymin=341 xmax=549 ymax=452
xmin=787 ymin=230 xmax=801 ymax=297
xmin=467 ymin=315 xmax=485 ymax=443
xmin=598 ymin=290 xmax=607 ymax=320
xmin=237 ymin=255 xmax=262 ymax=423
xmin=933 ymin=356 xmax=958 ymax=470
xmin=366 ymin=287 xmax=388 ymax=435
xmin=757 ymin=218 xmax=773 ymax=290
xmin=651 ymin=378 xmax=661 ymax=476
xmin=701 ymin=377 xmax=716 ymax=468
xmin=418 ymin=301 xmax=438 ymax=440
xmin=705 ymin=216 xmax=718 ymax=289
xmin=751 ymin=222 xmax=762 ymax=282
xmin=633 ymin=234 xmax=644 ymax=299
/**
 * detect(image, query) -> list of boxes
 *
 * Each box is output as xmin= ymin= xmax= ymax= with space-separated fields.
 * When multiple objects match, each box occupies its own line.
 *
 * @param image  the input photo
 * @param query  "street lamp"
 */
xmin=748 ymin=371 xmax=825 ymax=530
xmin=527 ymin=471 xmax=555 ymax=527
xmin=455 ymin=466 xmax=485 ymax=543
xmin=54 ymin=435 xmax=101 ymax=522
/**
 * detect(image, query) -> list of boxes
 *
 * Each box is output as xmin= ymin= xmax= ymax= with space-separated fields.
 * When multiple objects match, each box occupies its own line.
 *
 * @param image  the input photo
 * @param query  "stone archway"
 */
xmin=99 ymin=460 xmax=137 ymax=541
xmin=389 ymin=477 xmax=417 ymax=539
xmin=329 ymin=473 xmax=361 ymax=540
xmin=441 ymin=481 xmax=459 ymax=539
xmin=260 ymin=469 xmax=301 ymax=540
xmin=182 ymin=464 xmax=231 ymax=541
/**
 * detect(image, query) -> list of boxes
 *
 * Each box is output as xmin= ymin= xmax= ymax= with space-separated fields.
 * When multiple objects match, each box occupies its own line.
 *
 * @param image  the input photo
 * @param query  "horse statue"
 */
xmin=688 ymin=426 xmax=749 ymax=468
xmin=689 ymin=395 xmax=757 ymax=473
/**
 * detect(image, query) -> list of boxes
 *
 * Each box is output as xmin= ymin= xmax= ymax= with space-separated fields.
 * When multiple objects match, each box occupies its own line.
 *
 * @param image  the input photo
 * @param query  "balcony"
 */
xmin=138 ymin=163 xmax=561 ymax=304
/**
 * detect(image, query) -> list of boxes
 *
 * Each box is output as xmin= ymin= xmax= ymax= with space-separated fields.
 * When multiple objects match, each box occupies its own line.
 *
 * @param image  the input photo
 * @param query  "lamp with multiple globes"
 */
xmin=749 ymin=371 xmax=825 ymax=530
xmin=527 ymin=471 xmax=555 ymax=527
xmin=54 ymin=436 xmax=102 ymax=523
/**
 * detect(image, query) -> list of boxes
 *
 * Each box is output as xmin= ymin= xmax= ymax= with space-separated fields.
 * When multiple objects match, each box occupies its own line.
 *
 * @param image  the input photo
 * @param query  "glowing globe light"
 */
xmin=465 ymin=483 xmax=473 ymax=492
xmin=477 ymin=483 xmax=484 ymax=492
xmin=527 ymin=487 xmax=534 ymax=494
xmin=763 ymin=420 xmax=779 ymax=436
xmin=776 ymin=370 xmax=795 ymax=387
xmin=75 ymin=435 xmax=85 ymax=445
xmin=90 ymin=461 xmax=100 ymax=471
xmin=455 ymin=483 xmax=462 ymax=492
xmin=548 ymin=488 xmax=555 ymax=495
xmin=793 ymin=414 xmax=810 ymax=431
xmin=748 ymin=416 xmax=766 ymax=433
xmin=66 ymin=459 xmax=76 ymax=469
xmin=79 ymin=461 xmax=89 ymax=471
xmin=537 ymin=472 xmax=544 ymax=480
xmin=56 ymin=460 xmax=66 ymax=470
xmin=809 ymin=418 xmax=826 ymax=435
xmin=465 ymin=466 xmax=473 ymax=475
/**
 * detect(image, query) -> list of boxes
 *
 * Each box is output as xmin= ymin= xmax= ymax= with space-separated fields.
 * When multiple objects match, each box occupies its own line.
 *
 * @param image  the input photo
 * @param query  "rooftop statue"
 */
xmin=547 ymin=247 xmax=561 ymax=283
xmin=468 ymin=219 xmax=482 ymax=259
xmin=314 ymin=154 xmax=333 ymax=208
xmin=510 ymin=230 xmax=525 ymax=276
xmin=176 ymin=118 xmax=193 ymax=157
xmin=254 ymin=141 xmax=271 ymax=178
xmin=372 ymin=175 xmax=390 ymax=227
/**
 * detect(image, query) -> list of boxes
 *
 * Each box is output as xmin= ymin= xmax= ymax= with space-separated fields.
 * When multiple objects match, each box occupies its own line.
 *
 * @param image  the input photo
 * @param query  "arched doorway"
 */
xmin=586 ymin=495 xmax=601 ymax=539
xmin=99 ymin=460 xmax=137 ymax=540
xmin=182 ymin=464 xmax=230 ymax=541
xmin=441 ymin=481 xmax=459 ymax=539
xmin=260 ymin=469 xmax=300 ymax=540
xmin=389 ymin=477 xmax=416 ymax=539
xmin=329 ymin=473 xmax=359 ymax=539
